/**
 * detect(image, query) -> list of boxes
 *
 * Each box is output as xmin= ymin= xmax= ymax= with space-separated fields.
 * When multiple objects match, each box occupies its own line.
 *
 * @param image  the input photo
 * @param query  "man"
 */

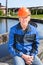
xmin=8 ymin=7 xmax=43 ymax=65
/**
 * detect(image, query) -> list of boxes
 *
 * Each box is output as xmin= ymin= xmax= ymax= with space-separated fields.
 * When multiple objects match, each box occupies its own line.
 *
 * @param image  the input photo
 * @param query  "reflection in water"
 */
xmin=0 ymin=19 xmax=2 ymax=34
xmin=0 ymin=19 xmax=6 ymax=34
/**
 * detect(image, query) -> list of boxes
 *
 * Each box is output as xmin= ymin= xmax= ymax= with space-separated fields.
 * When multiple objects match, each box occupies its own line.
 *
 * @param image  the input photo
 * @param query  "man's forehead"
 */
xmin=19 ymin=15 xmax=30 ymax=19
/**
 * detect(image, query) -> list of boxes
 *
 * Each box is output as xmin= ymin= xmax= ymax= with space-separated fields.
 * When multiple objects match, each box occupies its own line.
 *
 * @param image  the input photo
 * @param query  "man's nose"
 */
xmin=22 ymin=18 xmax=26 ymax=21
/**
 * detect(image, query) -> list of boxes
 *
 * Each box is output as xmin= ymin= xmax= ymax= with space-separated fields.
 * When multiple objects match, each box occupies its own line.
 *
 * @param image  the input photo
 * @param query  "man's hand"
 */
xmin=26 ymin=56 xmax=34 ymax=64
xmin=22 ymin=54 xmax=34 ymax=65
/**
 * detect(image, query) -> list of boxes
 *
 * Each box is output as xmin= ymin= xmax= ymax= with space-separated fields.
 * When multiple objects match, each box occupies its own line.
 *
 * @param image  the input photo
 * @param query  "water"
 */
xmin=0 ymin=19 xmax=43 ymax=38
xmin=0 ymin=19 xmax=18 ymax=34
xmin=36 ymin=23 xmax=43 ymax=37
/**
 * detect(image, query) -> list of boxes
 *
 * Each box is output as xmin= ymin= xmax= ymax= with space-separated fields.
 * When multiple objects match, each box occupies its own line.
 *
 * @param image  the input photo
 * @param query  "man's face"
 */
xmin=19 ymin=15 xmax=31 ymax=28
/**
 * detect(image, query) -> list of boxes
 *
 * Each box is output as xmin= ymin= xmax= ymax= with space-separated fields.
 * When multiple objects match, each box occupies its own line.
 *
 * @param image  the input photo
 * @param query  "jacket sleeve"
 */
xmin=30 ymin=29 xmax=40 ymax=57
xmin=8 ymin=28 xmax=23 ymax=57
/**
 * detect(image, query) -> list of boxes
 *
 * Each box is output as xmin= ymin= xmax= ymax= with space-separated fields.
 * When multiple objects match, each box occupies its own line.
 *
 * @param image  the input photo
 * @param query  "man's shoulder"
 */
xmin=11 ymin=23 xmax=19 ymax=30
xmin=29 ymin=24 xmax=37 ymax=31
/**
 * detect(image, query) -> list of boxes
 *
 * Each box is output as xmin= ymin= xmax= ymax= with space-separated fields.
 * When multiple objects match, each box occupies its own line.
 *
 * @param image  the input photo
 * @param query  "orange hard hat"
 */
xmin=18 ymin=7 xmax=31 ymax=18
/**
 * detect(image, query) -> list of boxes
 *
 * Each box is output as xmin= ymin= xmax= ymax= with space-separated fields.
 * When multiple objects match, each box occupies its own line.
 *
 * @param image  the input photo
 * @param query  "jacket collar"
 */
xmin=17 ymin=23 xmax=31 ymax=32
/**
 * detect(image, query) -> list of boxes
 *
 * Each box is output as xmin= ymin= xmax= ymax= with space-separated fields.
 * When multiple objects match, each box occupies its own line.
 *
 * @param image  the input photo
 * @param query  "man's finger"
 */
xmin=26 ymin=61 xmax=32 ymax=65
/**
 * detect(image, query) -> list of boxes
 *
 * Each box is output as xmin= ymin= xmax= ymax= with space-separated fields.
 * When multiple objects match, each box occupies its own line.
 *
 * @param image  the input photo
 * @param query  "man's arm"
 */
xmin=30 ymin=29 xmax=40 ymax=57
xmin=8 ymin=27 xmax=23 ymax=57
